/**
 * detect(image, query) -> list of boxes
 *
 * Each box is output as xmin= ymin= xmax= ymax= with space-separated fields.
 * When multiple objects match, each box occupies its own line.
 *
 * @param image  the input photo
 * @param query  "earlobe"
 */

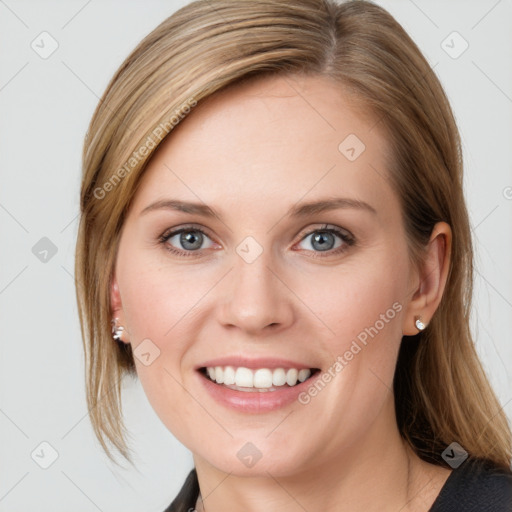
xmin=403 ymin=222 xmax=452 ymax=335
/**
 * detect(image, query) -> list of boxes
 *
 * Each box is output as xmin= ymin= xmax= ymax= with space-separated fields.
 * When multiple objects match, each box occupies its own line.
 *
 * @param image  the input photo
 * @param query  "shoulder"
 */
xmin=429 ymin=457 xmax=512 ymax=512
xmin=163 ymin=468 xmax=199 ymax=512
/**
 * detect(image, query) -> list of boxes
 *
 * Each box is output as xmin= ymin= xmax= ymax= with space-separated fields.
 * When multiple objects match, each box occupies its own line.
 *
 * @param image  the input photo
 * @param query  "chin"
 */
xmin=196 ymin=440 xmax=313 ymax=478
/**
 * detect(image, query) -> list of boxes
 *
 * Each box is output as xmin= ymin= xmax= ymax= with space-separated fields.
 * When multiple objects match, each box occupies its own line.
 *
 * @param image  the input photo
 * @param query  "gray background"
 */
xmin=1 ymin=0 xmax=511 ymax=510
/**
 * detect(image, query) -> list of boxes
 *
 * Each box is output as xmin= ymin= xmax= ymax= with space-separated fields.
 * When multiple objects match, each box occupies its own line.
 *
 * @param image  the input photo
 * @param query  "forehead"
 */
xmin=131 ymin=74 xmax=396 ymax=222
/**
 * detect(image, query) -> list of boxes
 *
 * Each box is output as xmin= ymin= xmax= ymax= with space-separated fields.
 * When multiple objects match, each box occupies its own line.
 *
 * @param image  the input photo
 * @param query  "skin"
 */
xmin=111 ymin=74 xmax=453 ymax=511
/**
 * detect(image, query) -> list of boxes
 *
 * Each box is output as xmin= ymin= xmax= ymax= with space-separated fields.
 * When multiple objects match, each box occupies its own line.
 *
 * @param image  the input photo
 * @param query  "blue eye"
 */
xmin=159 ymin=224 xmax=355 ymax=258
xmin=296 ymin=225 xmax=354 ymax=256
xmin=159 ymin=226 xmax=216 ymax=256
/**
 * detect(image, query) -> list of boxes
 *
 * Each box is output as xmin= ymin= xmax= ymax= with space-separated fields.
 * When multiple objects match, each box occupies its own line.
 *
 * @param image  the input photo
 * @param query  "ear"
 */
xmin=110 ymin=273 xmax=129 ymax=344
xmin=402 ymin=221 xmax=452 ymax=335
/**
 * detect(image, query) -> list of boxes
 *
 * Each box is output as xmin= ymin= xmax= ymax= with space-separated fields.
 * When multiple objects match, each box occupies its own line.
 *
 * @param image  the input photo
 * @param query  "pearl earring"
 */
xmin=415 ymin=317 xmax=426 ymax=332
xmin=111 ymin=317 xmax=124 ymax=341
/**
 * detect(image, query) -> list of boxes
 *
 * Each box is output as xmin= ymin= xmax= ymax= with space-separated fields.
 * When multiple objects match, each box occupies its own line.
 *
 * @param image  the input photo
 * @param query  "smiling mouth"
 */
xmin=199 ymin=366 xmax=321 ymax=392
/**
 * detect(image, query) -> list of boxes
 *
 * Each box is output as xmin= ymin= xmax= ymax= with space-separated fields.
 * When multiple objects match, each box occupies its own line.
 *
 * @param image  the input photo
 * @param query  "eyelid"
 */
xmin=295 ymin=223 xmax=354 ymax=242
xmin=159 ymin=223 xmax=214 ymax=241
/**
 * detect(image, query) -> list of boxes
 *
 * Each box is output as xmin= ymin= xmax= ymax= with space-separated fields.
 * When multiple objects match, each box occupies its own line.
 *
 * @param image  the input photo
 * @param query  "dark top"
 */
xmin=429 ymin=457 xmax=512 ymax=511
xmin=164 ymin=457 xmax=512 ymax=511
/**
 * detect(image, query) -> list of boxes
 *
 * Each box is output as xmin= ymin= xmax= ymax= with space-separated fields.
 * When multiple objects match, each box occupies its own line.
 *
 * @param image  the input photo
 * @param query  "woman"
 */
xmin=75 ymin=0 xmax=512 ymax=510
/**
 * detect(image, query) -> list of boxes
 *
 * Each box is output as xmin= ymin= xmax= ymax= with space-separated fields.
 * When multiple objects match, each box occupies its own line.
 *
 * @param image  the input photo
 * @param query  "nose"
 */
xmin=217 ymin=246 xmax=295 ymax=335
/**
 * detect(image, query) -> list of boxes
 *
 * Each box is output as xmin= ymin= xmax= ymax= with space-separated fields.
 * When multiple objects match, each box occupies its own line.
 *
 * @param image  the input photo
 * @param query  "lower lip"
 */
xmin=197 ymin=370 xmax=320 ymax=413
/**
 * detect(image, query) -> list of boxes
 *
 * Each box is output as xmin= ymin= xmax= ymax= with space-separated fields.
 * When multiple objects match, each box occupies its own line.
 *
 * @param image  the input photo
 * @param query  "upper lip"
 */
xmin=196 ymin=356 xmax=319 ymax=371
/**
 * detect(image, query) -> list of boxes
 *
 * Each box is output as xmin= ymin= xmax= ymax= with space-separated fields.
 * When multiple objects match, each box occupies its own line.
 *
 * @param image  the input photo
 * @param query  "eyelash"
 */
xmin=158 ymin=224 xmax=355 ymax=258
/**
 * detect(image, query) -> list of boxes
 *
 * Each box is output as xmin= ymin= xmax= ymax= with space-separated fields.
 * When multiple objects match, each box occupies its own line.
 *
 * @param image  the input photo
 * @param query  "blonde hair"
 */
xmin=76 ymin=0 xmax=512 ymax=469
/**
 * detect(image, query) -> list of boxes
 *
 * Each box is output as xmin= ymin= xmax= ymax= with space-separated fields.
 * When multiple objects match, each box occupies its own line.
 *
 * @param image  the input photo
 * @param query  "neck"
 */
xmin=193 ymin=399 xmax=443 ymax=512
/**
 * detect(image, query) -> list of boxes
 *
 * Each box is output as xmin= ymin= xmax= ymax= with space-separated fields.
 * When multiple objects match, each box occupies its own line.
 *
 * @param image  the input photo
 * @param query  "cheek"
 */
xmin=117 ymin=243 xmax=207 ymax=344
xmin=135 ymin=359 xmax=202 ymax=448
xmin=307 ymin=258 xmax=406 ymax=350
xmin=300 ymin=250 xmax=408 ymax=414
xmin=288 ymin=259 xmax=407 ymax=447
xmin=115 ymin=246 xmax=190 ymax=418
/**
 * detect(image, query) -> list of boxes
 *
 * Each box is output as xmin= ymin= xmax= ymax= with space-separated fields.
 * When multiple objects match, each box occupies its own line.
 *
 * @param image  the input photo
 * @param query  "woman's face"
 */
xmin=112 ymin=74 xmax=420 ymax=477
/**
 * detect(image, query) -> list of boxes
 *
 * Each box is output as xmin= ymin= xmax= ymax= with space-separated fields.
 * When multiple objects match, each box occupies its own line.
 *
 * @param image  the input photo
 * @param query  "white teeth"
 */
xmin=215 ymin=366 xmax=224 ymax=384
xmin=206 ymin=366 xmax=312 ymax=389
xmin=223 ymin=365 xmax=236 ymax=385
xmin=286 ymin=368 xmax=298 ymax=386
xmin=253 ymin=369 xmax=273 ymax=388
xmin=235 ymin=367 xmax=253 ymax=387
xmin=272 ymin=368 xmax=287 ymax=386
xmin=298 ymin=368 xmax=311 ymax=382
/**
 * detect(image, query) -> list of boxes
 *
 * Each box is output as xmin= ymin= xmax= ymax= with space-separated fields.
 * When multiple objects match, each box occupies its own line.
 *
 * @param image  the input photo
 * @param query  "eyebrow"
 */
xmin=140 ymin=197 xmax=377 ymax=219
